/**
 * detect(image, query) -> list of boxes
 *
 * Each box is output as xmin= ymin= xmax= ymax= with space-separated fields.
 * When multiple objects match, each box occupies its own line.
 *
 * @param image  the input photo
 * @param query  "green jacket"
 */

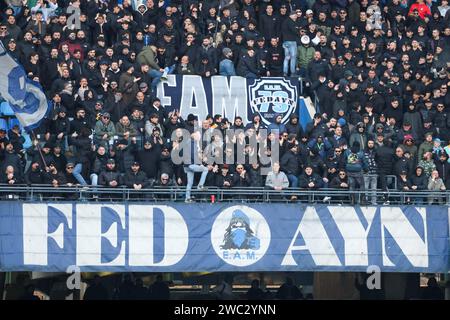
xmin=418 ymin=141 xmax=433 ymax=162
xmin=297 ymin=45 xmax=315 ymax=69
xmin=136 ymin=46 xmax=160 ymax=71
xmin=94 ymin=120 xmax=116 ymax=140
xmin=115 ymin=122 xmax=138 ymax=139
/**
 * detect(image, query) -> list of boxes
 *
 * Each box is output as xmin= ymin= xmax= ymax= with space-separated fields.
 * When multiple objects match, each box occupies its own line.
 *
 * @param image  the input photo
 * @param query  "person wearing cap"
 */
xmin=24 ymin=160 xmax=44 ymax=186
xmin=98 ymin=158 xmax=123 ymax=188
xmin=281 ymin=10 xmax=300 ymax=76
xmin=124 ymin=161 xmax=148 ymax=191
xmin=94 ymin=111 xmax=116 ymax=145
xmin=43 ymin=159 xmax=66 ymax=190
xmin=297 ymin=34 xmax=314 ymax=78
xmin=215 ymin=164 xmax=234 ymax=190
xmin=219 ymin=47 xmax=237 ymax=76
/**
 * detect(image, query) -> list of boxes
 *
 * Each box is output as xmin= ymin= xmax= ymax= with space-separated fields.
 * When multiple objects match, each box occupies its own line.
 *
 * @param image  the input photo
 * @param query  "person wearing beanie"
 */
xmin=344 ymin=141 xmax=367 ymax=202
xmin=219 ymin=47 xmax=236 ymax=76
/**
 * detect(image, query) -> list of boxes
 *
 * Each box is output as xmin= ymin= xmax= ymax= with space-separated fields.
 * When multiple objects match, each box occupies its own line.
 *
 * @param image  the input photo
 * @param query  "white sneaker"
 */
xmin=323 ymin=196 xmax=331 ymax=202
xmin=160 ymin=67 xmax=169 ymax=81
xmin=184 ymin=198 xmax=194 ymax=203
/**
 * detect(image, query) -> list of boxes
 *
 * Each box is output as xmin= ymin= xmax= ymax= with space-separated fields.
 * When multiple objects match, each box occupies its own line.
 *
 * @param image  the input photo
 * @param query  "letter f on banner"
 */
xmin=23 ymin=204 xmax=72 ymax=265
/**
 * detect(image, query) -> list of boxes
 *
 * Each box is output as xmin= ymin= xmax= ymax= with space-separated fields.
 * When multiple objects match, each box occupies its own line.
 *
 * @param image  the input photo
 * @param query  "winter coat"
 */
xmin=98 ymin=167 xmax=122 ymax=187
xmin=280 ymin=151 xmax=302 ymax=176
xmin=265 ymin=171 xmax=289 ymax=189
xmin=375 ymin=144 xmax=395 ymax=174
xmin=124 ymin=169 xmax=148 ymax=188
xmin=94 ymin=120 xmax=116 ymax=141
xmin=299 ymin=172 xmax=324 ymax=189
xmin=136 ymin=147 xmax=160 ymax=179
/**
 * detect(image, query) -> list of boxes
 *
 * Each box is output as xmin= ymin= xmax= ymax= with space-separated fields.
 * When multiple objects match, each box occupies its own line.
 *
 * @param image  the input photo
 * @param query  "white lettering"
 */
xmin=381 ymin=207 xmax=428 ymax=267
xmin=76 ymin=204 xmax=125 ymax=266
xmin=328 ymin=206 xmax=376 ymax=266
xmin=282 ymin=207 xmax=341 ymax=266
xmin=179 ymin=75 xmax=208 ymax=121
xmin=212 ymin=76 xmax=248 ymax=124
xmin=128 ymin=205 xmax=189 ymax=266
xmin=23 ymin=204 xmax=72 ymax=265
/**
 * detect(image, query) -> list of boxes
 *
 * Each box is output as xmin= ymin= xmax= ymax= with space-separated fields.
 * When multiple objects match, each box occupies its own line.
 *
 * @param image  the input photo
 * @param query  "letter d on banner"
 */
xmin=128 ymin=205 xmax=189 ymax=266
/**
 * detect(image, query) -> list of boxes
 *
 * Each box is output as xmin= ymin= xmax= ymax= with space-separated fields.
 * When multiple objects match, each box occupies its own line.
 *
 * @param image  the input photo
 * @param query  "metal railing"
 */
xmin=0 ymin=184 xmax=448 ymax=205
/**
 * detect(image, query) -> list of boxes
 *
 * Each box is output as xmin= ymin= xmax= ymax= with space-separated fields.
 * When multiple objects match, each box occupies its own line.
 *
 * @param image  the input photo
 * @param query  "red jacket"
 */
xmin=408 ymin=3 xmax=431 ymax=19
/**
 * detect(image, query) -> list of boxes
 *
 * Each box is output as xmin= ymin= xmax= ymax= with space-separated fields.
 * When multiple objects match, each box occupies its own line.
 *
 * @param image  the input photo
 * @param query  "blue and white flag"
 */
xmin=0 ymin=42 xmax=51 ymax=131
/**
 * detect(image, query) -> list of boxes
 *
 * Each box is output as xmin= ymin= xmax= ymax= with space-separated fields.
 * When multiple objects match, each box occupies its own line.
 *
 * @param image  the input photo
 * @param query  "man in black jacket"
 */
xmin=280 ymin=142 xmax=302 ymax=187
xmin=124 ymin=161 xmax=148 ymax=191
xmin=267 ymin=37 xmax=284 ymax=76
xmin=236 ymin=48 xmax=258 ymax=78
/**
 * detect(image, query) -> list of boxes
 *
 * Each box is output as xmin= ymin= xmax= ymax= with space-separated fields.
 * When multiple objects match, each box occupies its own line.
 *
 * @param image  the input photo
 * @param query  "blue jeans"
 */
xmin=184 ymin=164 xmax=208 ymax=200
xmin=73 ymin=163 xmax=88 ymax=186
xmin=282 ymin=41 xmax=298 ymax=76
xmin=287 ymin=174 xmax=298 ymax=188
xmin=148 ymin=65 xmax=175 ymax=92
xmin=90 ymin=173 xmax=98 ymax=186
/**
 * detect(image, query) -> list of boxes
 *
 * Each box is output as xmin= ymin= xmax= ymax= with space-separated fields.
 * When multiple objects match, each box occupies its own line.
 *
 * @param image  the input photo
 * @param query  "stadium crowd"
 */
xmin=0 ymin=0 xmax=449 ymax=203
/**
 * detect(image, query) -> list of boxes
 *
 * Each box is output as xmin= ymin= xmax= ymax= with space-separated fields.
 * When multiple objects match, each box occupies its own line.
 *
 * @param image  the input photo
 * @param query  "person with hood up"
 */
xmin=285 ymin=114 xmax=303 ymax=139
xmin=267 ymin=114 xmax=287 ymax=135
xmin=349 ymin=122 xmax=368 ymax=153
xmin=403 ymin=102 xmax=423 ymax=137
xmin=344 ymin=141 xmax=367 ymax=200
xmin=434 ymin=152 xmax=450 ymax=189
xmin=399 ymin=134 xmax=418 ymax=163
xmin=408 ymin=165 xmax=428 ymax=204
xmin=195 ymin=53 xmax=216 ymax=77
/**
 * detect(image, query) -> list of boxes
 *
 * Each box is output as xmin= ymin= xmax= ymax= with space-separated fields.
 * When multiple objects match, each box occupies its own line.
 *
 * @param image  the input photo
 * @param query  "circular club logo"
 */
xmin=211 ymin=205 xmax=271 ymax=267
